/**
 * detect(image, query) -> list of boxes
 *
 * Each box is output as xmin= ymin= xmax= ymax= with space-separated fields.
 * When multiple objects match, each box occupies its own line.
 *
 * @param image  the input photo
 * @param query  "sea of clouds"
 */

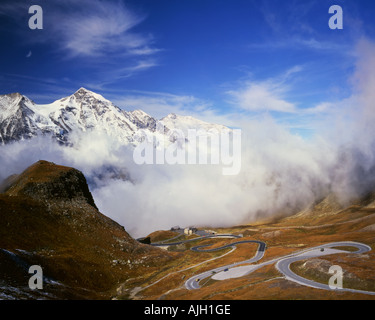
xmin=1 ymin=40 xmax=375 ymax=238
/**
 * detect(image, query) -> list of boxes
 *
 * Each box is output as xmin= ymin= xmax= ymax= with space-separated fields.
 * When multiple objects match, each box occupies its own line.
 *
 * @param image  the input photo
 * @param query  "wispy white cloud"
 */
xmin=112 ymin=90 xmax=212 ymax=118
xmin=257 ymin=0 xmax=318 ymax=36
xmin=127 ymin=47 xmax=164 ymax=56
xmin=251 ymin=0 xmax=354 ymax=55
xmin=83 ymin=59 xmax=160 ymax=89
xmin=272 ymin=38 xmax=375 ymax=138
xmin=46 ymin=0 xmax=159 ymax=60
xmin=303 ymin=102 xmax=334 ymax=114
xmin=225 ymin=67 xmax=303 ymax=113
xmin=248 ymin=37 xmax=352 ymax=53
xmin=1 ymin=0 xmax=159 ymax=60
xmin=0 ymin=0 xmax=162 ymax=91
xmin=226 ymin=82 xmax=297 ymax=113
xmin=118 ymin=60 xmax=159 ymax=76
xmin=1 ymin=0 xmax=161 ymax=70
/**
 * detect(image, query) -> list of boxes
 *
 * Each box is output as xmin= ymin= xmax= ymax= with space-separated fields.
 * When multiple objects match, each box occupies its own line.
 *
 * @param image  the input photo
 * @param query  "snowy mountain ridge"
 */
xmin=0 ymin=88 xmax=229 ymax=146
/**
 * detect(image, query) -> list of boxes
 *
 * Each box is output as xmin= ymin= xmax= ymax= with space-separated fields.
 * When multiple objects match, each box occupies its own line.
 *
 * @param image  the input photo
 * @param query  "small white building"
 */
xmin=184 ymin=227 xmax=197 ymax=235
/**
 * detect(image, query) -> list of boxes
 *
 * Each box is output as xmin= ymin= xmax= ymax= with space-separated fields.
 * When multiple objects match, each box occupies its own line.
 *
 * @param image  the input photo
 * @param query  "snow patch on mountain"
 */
xmin=161 ymin=113 xmax=228 ymax=135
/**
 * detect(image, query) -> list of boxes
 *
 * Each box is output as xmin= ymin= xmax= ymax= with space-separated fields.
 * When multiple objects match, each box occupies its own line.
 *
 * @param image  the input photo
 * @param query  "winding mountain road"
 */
xmin=275 ymin=242 xmax=375 ymax=295
xmin=152 ymin=234 xmax=266 ymax=290
xmin=152 ymin=234 xmax=374 ymax=295
xmin=185 ymin=240 xmax=266 ymax=290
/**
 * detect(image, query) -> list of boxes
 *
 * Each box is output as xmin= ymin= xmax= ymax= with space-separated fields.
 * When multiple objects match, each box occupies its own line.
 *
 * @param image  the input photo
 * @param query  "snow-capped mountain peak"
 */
xmin=0 ymin=93 xmax=33 ymax=121
xmin=160 ymin=113 xmax=228 ymax=134
xmin=72 ymin=87 xmax=113 ymax=105
xmin=125 ymin=109 xmax=158 ymax=131
xmin=0 ymin=89 xmax=229 ymax=146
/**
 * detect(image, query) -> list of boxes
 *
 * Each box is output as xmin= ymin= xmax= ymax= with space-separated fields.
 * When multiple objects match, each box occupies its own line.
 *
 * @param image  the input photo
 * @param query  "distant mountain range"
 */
xmin=0 ymin=88 xmax=228 ymax=145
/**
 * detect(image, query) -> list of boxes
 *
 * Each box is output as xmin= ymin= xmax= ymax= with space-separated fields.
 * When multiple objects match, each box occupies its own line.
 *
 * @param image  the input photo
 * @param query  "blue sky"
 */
xmin=1 ymin=0 xmax=375 ymax=134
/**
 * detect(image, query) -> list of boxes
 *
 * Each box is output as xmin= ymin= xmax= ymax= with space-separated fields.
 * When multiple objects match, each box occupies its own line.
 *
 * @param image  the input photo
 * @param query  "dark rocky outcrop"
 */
xmin=0 ymin=160 xmax=173 ymax=299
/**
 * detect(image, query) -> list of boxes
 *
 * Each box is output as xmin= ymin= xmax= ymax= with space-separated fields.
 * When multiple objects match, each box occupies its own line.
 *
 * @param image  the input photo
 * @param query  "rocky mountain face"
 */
xmin=3 ymin=160 xmax=98 ymax=209
xmin=0 ymin=160 xmax=173 ymax=299
xmin=0 ymin=93 xmax=40 ymax=144
xmin=0 ymin=88 xmax=228 ymax=146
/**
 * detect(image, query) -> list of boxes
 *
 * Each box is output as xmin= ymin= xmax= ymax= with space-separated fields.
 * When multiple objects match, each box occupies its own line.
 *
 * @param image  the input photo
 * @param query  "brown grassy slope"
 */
xmin=0 ymin=160 xmax=174 ymax=299
xmin=147 ymin=230 xmax=181 ymax=243
xmin=144 ymin=195 xmax=375 ymax=300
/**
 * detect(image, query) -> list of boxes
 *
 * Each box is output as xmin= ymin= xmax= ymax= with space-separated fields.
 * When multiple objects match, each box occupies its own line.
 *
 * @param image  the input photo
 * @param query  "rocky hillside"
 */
xmin=0 ymin=160 xmax=173 ymax=299
xmin=278 ymin=190 xmax=375 ymax=227
xmin=2 ymin=160 xmax=97 ymax=208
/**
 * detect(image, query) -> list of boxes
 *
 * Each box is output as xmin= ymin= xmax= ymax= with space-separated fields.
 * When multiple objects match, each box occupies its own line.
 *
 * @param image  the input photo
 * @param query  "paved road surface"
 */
xmin=185 ymin=240 xmax=266 ymax=290
xmin=275 ymin=241 xmax=375 ymax=295
xmin=151 ymin=232 xmax=374 ymax=295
